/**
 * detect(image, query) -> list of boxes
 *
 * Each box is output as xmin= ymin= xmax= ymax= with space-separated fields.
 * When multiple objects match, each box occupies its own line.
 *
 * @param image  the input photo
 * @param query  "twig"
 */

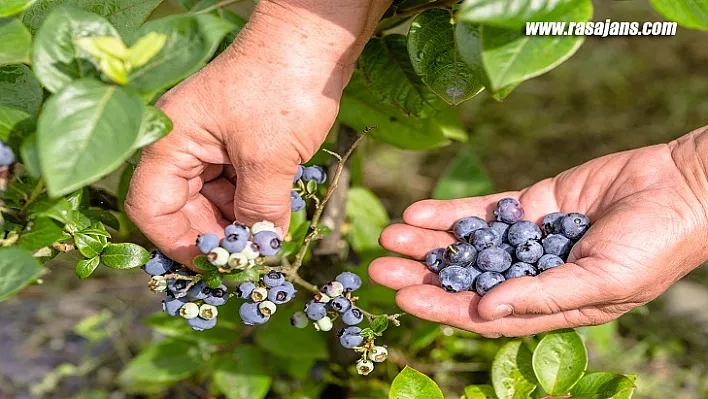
xmin=360 ymin=309 xmax=405 ymax=327
xmin=192 ymin=0 xmax=245 ymax=14
xmin=375 ymin=0 xmax=461 ymax=34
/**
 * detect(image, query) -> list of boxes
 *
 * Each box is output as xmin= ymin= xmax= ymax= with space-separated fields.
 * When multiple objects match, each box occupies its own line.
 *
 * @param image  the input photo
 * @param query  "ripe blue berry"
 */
xmin=499 ymin=243 xmax=515 ymax=257
xmin=476 ymin=247 xmax=512 ymax=273
xmin=236 ymin=282 xmax=256 ymax=299
xmin=471 ymin=227 xmax=502 ymax=251
xmin=453 ymin=217 xmax=487 ymax=242
xmin=253 ymin=231 xmax=281 ymax=256
xmin=537 ymin=254 xmax=564 ymax=272
xmin=507 ymin=221 xmax=542 ymax=247
xmin=187 ymin=316 xmax=218 ymax=331
xmin=263 ymin=271 xmax=285 ymax=287
xmin=0 ymin=141 xmax=15 ymax=166
xmin=504 ymin=262 xmax=538 ymax=279
xmin=187 ymin=281 xmax=211 ymax=299
xmin=302 ymin=165 xmax=327 ymax=184
xmin=465 ymin=265 xmax=483 ymax=290
xmin=162 ymin=296 xmax=188 ymax=316
xmin=196 ymin=233 xmax=220 ymax=254
xmin=494 ymin=198 xmax=525 ymax=224
xmin=542 ymin=234 xmax=572 ymax=257
xmin=339 ymin=329 xmax=364 ymax=348
xmin=268 ymin=282 xmax=296 ymax=304
xmin=330 ymin=296 xmax=352 ymax=313
xmin=425 ymin=248 xmax=446 ymax=273
xmin=559 ymin=213 xmax=590 ymax=240
xmin=342 ymin=308 xmax=364 ymax=325
xmin=240 ymin=301 xmax=269 ymax=325
xmin=305 ymin=300 xmax=328 ymax=321
xmin=443 ymin=242 xmax=477 ymax=267
xmin=225 ymin=223 xmax=249 ymax=238
xmin=541 ymin=212 xmax=565 ymax=235
xmin=221 ymin=232 xmax=248 ymax=254
xmin=336 ymin=272 xmax=362 ymax=292
xmin=515 ymin=240 xmax=544 ymax=263
xmin=203 ymin=285 xmax=228 ymax=306
xmin=167 ymin=271 xmax=192 ymax=296
xmin=291 ymin=190 xmax=306 ymax=212
xmin=294 ymin=165 xmax=304 ymax=182
xmin=476 ymin=272 xmax=505 ymax=296
xmin=439 ymin=265 xmax=473 ymax=292
xmin=142 ymin=250 xmax=174 ymax=276
xmin=290 ymin=311 xmax=309 ymax=328
xmin=490 ymin=221 xmax=510 ymax=243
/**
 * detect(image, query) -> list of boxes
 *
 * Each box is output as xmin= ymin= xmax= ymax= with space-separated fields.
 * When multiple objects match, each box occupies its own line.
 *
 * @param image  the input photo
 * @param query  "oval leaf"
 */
xmin=212 ymin=346 xmax=273 ymax=399
xmin=203 ymin=269 xmax=223 ymax=289
xmin=0 ymin=247 xmax=43 ymax=301
xmin=432 ymin=146 xmax=493 ymax=200
xmin=27 ymin=197 xmax=73 ymax=224
xmin=100 ymin=242 xmax=149 ymax=269
xmin=345 ymin=186 xmax=390 ymax=253
xmin=74 ymin=231 xmax=107 ymax=258
xmin=0 ymin=64 xmax=43 ymax=117
xmin=17 ymin=216 xmax=63 ymax=250
xmin=119 ymin=339 xmax=206 ymax=386
xmin=20 ymin=133 xmax=41 ymax=177
xmin=75 ymin=256 xmax=100 ymax=279
xmin=408 ymin=9 xmax=484 ymax=105
xmin=0 ymin=0 xmax=32 ymax=17
xmin=389 ymin=366 xmax=444 ymax=399
xmin=254 ymin=310 xmax=328 ymax=360
xmin=491 ymin=340 xmax=537 ymax=399
xmin=0 ymin=17 xmax=31 ymax=65
xmin=464 ymin=385 xmax=496 ymax=399
xmin=532 ymin=329 xmax=588 ymax=395
xmin=570 ymin=372 xmax=636 ymax=399
xmin=37 ymin=79 xmax=144 ymax=197
xmin=650 ymin=0 xmax=708 ymax=31
xmin=458 ymin=0 xmax=585 ymax=29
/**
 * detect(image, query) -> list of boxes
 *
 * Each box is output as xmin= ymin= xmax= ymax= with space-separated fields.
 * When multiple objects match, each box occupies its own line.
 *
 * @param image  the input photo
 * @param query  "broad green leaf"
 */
xmin=20 ymin=134 xmax=41 ymax=177
xmin=127 ymin=32 xmax=167 ymax=68
xmin=144 ymin=311 xmax=242 ymax=346
xmin=459 ymin=0 xmax=585 ymax=29
xmin=570 ymin=372 xmax=636 ymax=399
xmin=133 ymin=106 xmax=172 ymax=149
xmin=75 ymin=256 xmax=100 ymax=278
xmin=21 ymin=0 xmax=164 ymax=37
xmin=360 ymin=35 xmax=443 ymax=117
xmin=389 ymin=366 xmax=444 ymax=399
xmin=216 ymin=9 xmax=246 ymax=55
xmin=223 ymin=268 xmax=259 ymax=283
xmin=408 ymin=9 xmax=484 ymax=105
xmin=126 ymin=14 xmax=233 ymax=93
xmin=202 ymin=269 xmax=223 ymax=288
xmin=74 ymin=231 xmax=107 ymax=258
xmin=17 ymin=216 xmax=63 ymax=250
xmin=433 ymin=146 xmax=493 ymax=200
xmin=0 ymin=18 xmax=31 ymax=65
xmin=464 ymin=385 xmax=497 ymax=399
xmin=212 ymin=346 xmax=273 ymax=399
xmin=31 ymin=5 xmax=119 ymax=92
xmin=100 ymin=242 xmax=149 ymax=269
xmin=0 ymin=0 xmax=34 ymax=17
xmin=75 ymin=36 xmax=127 ymax=60
xmin=0 ymin=104 xmax=32 ymax=143
xmin=73 ymin=309 xmax=111 ymax=341
xmin=254 ymin=310 xmax=328 ymax=360
xmin=0 ymin=247 xmax=43 ymax=301
xmin=82 ymin=208 xmax=120 ymax=230
xmin=345 ymin=186 xmax=389 ymax=253
xmin=27 ymin=197 xmax=73 ymax=224
xmin=370 ymin=315 xmax=389 ymax=334
xmin=0 ymin=64 xmax=42 ymax=116
xmin=119 ymin=339 xmax=206 ymax=386
xmin=491 ymin=340 xmax=537 ymax=399
xmin=532 ymin=329 xmax=587 ymax=395
xmin=37 ymin=79 xmax=143 ymax=197
xmin=650 ymin=0 xmax=708 ymax=30
xmin=192 ymin=254 xmax=217 ymax=272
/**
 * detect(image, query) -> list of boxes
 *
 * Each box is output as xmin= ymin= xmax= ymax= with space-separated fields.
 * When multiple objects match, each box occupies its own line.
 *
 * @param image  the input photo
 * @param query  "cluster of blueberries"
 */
xmin=426 ymin=198 xmax=590 ymax=295
xmin=290 ymin=272 xmax=364 ymax=332
xmin=197 ymin=221 xmax=282 ymax=272
xmin=291 ymin=164 xmax=327 ymax=212
xmin=235 ymin=270 xmax=296 ymax=325
xmin=0 ymin=140 xmax=14 ymax=167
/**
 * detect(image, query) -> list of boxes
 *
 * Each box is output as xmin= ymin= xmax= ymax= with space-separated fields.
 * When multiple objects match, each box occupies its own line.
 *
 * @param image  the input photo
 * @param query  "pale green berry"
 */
xmin=251 ymin=221 xmax=276 ymax=235
xmin=369 ymin=346 xmax=388 ymax=363
xmin=228 ymin=252 xmax=248 ymax=269
xmin=314 ymin=316 xmax=333 ymax=332
xmin=251 ymin=287 xmax=268 ymax=302
xmin=179 ymin=302 xmax=199 ymax=319
xmin=242 ymin=242 xmax=260 ymax=260
xmin=148 ymin=276 xmax=167 ymax=292
xmin=324 ymin=281 xmax=344 ymax=297
xmin=208 ymin=247 xmax=229 ymax=266
xmin=356 ymin=359 xmax=374 ymax=376
xmin=199 ymin=304 xmax=218 ymax=320
xmin=258 ymin=300 xmax=277 ymax=317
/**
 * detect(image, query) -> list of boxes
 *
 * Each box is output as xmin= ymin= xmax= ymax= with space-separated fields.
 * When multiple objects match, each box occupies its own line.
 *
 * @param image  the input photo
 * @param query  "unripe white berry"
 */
xmin=369 ymin=346 xmax=388 ymax=363
xmin=199 ymin=304 xmax=218 ymax=320
xmin=228 ymin=252 xmax=248 ymax=269
xmin=251 ymin=221 xmax=277 ymax=235
xmin=356 ymin=359 xmax=374 ymax=376
xmin=242 ymin=241 xmax=260 ymax=260
xmin=148 ymin=276 xmax=167 ymax=292
xmin=258 ymin=300 xmax=277 ymax=317
xmin=208 ymin=247 xmax=229 ymax=266
xmin=314 ymin=316 xmax=333 ymax=332
xmin=323 ymin=281 xmax=344 ymax=297
xmin=179 ymin=302 xmax=199 ymax=319
xmin=251 ymin=287 xmax=268 ymax=302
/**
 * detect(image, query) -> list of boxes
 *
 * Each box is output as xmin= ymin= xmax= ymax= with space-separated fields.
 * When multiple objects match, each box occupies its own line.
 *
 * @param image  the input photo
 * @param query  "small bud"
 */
xmin=208 ymin=247 xmax=229 ymax=266
xmin=369 ymin=346 xmax=388 ymax=363
xmin=227 ymin=252 xmax=249 ymax=269
xmin=148 ymin=276 xmax=167 ymax=292
xmin=251 ymin=287 xmax=268 ymax=302
xmin=323 ymin=281 xmax=344 ymax=297
xmin=356 ymin=359 xmax=374 ymax=376
xmin=179 ymin=302 xmax=199 ymax=319
xmin=251 ymin=221 xmax=277 ymax=235
xmin=314 ymin=316 xmax=333 ymax=332
xmin=199 ymin=304 xmax=218 ymax=320
xmin=242 ymin=241 xmax=260 ymax=260
xmin=258 ymin=300 xmax=277 ymax=317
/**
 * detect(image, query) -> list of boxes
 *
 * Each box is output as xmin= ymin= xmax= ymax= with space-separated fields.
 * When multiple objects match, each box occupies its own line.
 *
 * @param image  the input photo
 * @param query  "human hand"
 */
xmin=369 ymin=128 xmax=708 ymax=337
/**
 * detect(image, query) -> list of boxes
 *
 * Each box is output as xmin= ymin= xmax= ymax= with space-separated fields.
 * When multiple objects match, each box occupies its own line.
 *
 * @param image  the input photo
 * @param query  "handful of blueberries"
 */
xmin=426 ymin=198 xmax=590 ymax=295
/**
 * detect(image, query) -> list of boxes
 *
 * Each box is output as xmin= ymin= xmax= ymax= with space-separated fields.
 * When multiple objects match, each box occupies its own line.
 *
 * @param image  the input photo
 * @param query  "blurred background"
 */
xmin=1 ymin=1 xmax=707 ymax=398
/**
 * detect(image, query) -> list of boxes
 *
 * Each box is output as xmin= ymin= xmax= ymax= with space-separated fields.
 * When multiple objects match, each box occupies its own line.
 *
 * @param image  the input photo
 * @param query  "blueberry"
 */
xmin=196 ymin=233 xmax=220 ymax=254
xmin=167 ymin=271 xmax=192 ymax=296
xmin=499 ymin=243 xmax=515 ymax=258
xmin=342 ymin=308 xmax=364 ymax=325
xmin=515 ymin=240 xmax=544 ymax=264
xmin=294 ymin=165 xmax=304 ymax=182
xmin=162 ymin=296 xmax=188 ymax=316
xmin=490 ymin=221 xmax=510 ymax=243
xmin=208 ymin=247 xmax=230 ymax=266
xmin=252 ymin=221 xmax=277 ymax=235
xmin=439 ymin=265 xmax=473 ymax=292
xmin=476 ymin=247 xmax=512 ymax=273
xmin=142 ymin=250 xmax=174 ymax=276
xmin=339 ymin=331 xmax=364 ymax=348
xmin=504 ymin=262 xmax=538 ymax=279
xmin=330 ymin=296 xmax=352 ymax=313
xmin=471 ymin=227 xmax=502 ymax=251
xmin=465 ymin=265 xmax=483 ymax=292
xmin=443 ymin=242 xmax=477 ymax=267
xmin=305 ymin=300 xmax=328 ymax=321
xmin=237 ymin=282 xmax=256 ymax=299
xmin=476 ymin=272 xmax=506 ymax=296
xmin=187 ymin=281 xmax=211 ymax=299
xmin=0 ymin=141 xmax=15 ymax=166
xmin=453 ymin=216 xmax=487 ymax=242
xmin=239 ymin=301 xmax=269 ymax=325
xmin=322 ymin=281 xmax=345 ymax=297
xmin=537 ymin=254 xmax=564 ymax=272
xmin=263 ymin=271 xmax=285 ymax=287
xmin=268 ymin=282 xmax=296 ymax=304
xmin=302 ymin=165 xmax=327 ymax=184
xmin=221 ymin=232 xmax=248 ymax=254
xmin=315 ymin=316 xmax=334 ymax=332
xmin=425 ymin=248 xmax=447 ymax=273
xmin=507 ymin=221 xmax=542 ymax=247
xmin=253 ymin=231 xmax=281 ymax=256
xmin=340 ymin=326 xmax=362 ymax=336
xmin=494 ymin=198 xmax=525 ymax=224
xmin=336 ymin=272 xmax=362 ymax=292
xmin=178 ymin=303 xmax=199 ymax=320
xmin=225 ymin=223 xmax=249 ymax=239
xmin=559 ymin=213 xmax=590 ymax=240
xmin=290 ymin=311 xmax=309 ymax=328
xmin=291 ymin=190 xmax=306 ymax=212
xmin=203 ymin=285 xmax=228 ymax=306
xmin=187 ymin=316 xmax=217 ymax=331
xmin=542 ymin=234 xmax=572 ymax=257
xmin=541 ymin=212 xmax=565 ymax=235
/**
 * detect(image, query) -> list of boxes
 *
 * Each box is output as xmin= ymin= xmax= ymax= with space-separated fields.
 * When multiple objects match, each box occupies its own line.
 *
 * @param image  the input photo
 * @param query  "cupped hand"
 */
xmin=370 ymin=129 xmax=708 ymax=337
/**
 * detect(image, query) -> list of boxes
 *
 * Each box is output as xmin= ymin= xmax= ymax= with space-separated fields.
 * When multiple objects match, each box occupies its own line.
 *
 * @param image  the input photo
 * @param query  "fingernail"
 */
xmin=493 ymin=304 xmax=513 ymax=319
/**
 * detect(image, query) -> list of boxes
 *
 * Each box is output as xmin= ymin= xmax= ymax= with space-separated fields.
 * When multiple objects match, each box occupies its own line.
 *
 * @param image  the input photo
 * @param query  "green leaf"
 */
xmin=650 ymin=0 xmax=708 ymax=30
xmin=127 ymin=32 xmax=168 ymax=69
xmin=37 ymin=79 xmax=144 ymax=197
xmin=532 ymin=329 xmax=588 ymax=395
xmin=458 ymin=0 xmax=585 ymax=29
xmin=74 ymin=231 xmax=107 ymax=258
xmin=119 ymin=338 xmax=207 ymax=386
xmin=0 ymin=0 xmax=34 ymax=17
xmin=254 ymin=310 xmax=328 ymax=360
xmin=345 ymin=186 xmax=389 ymax=253
xmin=126 ymin=14 xmax=233 ymax=93
xmin=20 ymin=134 xmax=41 ymax=177
xmin=464 ymin=385 xmax=497 ymax=399
xmin=27 ymin=197 xmax=73 ymax=224
xmin=212 ymin=346 xmax=273 ymax=399
xmin=0 ymin=18 xmax=31 ymax=65
xmin=491 ymin=340 xmax=537 ymax=399
xmin=570 ymin=372 xmax=636 ymax=399
xmin=100 ymin=242 xmax=149 ymax=269
xmin=433 ymin=146 xmax=493 ymax=199
xmin=133 ymin=106 xmax=172 ymax=149
xmin=0 ymin=247 xmax=43 ymax=301
xmin=143 ymin=311 xmax=242 ymax=346
xmin=0 ymin=104 xmax=32 ymax=143
xmin=306 ymin=178 xmax=318 ymax=194
xmin=192 ymin=254 xmax=216 ymax=271
xmin=0 ymin=64 xmax=43 ymax=117
xmin=223 ymin=267 xmax=259 ymax=284
xmin=82 ymin=208 xmax=120 ymax=230
xmin=31 ymin=5 xmax=119 ymax=92
xmin=408 ymin=9 xmax=484 ymax=105
xmin=216 ymin=9 xmax=246 ymax=54
xmin=202 ymin=269 xmax=223 ymax=288
xmin=389 ymin=366 xmax=444 ymax=399
xmin=370 ymin=315 xmax=389 ymax=334
xmin=17 ymin=216 xmax=63 ymax=250
xmin=75 ymin=256 xmax=100 ymax=278
xmin=360 ymin=35 xmax=443 ymax=117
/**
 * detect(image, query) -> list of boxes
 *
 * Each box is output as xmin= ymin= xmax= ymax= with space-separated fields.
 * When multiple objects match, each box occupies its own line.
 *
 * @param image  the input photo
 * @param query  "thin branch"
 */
xmin=192 ymin=0 xmax=245 ymax=14
xmin=360 ymin=309 xmax=406 ymax=327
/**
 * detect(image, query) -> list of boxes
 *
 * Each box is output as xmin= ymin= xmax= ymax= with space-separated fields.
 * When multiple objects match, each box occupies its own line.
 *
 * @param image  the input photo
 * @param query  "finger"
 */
xmin=201 ymin=177 xmax=236 ymax=221
xmin=368 ymin=257 xmax=438 ymax=289
xmin=379 ymin=224 xmax=455 ymax=260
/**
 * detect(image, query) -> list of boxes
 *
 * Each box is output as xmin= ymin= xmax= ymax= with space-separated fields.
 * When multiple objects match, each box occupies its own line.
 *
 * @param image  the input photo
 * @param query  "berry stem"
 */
xmin=359 ymin=309 xmax=406 ymax=327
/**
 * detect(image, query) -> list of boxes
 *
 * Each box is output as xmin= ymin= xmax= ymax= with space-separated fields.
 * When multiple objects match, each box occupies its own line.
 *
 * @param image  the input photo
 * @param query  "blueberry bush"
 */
xmin=1 ymin=0 xmax=706 ymax=398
